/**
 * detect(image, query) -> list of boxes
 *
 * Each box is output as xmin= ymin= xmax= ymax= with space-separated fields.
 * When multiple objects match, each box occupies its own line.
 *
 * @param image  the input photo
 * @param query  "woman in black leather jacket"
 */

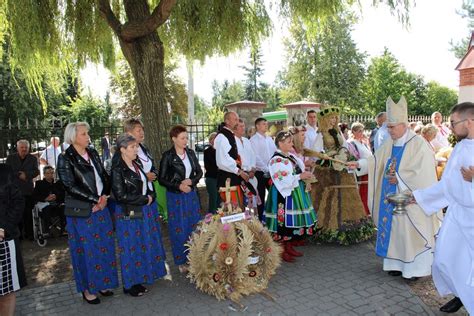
xmin=57 ymin=122 xmax=118 ymax=304
xmin=111 ymin=134 xmax=167 ymax=297
xmin=158 ymin=124 xmax=203 ymax=273
xmin=0 ymin=164 xmax=26 ymax=316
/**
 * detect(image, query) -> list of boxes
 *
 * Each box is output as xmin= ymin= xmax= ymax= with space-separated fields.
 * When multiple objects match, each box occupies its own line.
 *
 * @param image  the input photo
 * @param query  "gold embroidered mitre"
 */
xmin=386 ymin=96 xmax=408 ymax=124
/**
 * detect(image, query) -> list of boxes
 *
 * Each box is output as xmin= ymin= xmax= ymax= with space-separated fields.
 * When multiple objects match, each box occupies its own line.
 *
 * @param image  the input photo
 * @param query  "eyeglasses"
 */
xmin=450 ymin=118 xmax=468 ymax=128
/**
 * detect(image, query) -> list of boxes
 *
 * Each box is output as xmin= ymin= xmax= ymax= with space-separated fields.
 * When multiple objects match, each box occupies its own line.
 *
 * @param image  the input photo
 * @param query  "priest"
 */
xmin=348 ymin=96 xmax=441 ymax=280
xmin=412 ymin=102 xmax=474 ymax=314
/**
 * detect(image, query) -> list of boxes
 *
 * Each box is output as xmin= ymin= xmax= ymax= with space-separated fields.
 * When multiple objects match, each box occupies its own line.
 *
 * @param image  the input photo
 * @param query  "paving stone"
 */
xmin=16 ymin=241 xmax=437 ymax=315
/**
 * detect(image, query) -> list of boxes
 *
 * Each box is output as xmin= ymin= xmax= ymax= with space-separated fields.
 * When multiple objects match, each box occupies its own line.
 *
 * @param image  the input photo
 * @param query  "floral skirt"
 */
xmin=265 ymin=181 xmax=317 ymax=241
xmin=66 ymin=208 xmax=118 ymax=294
xmin=166 ymin=190 xmax=203 ymax=265
xmin=115 ymin=203 xmax=167 ymax=289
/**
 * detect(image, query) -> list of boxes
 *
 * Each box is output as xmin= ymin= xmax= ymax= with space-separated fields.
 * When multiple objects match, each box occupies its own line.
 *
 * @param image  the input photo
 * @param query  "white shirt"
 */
xmin=215 ymin=128 xmax=240 ymax=175
xmin=413 ymin=139 xmax=474 ymax=314
xmin=40 ymin=145 xmax=61 ymax=167
xmin=374 ymin=123 xmax=390 ymax=151
xmin=304 ymin=125 xmax=324 ymax=153
xmin=431 ymin=124 xmax=451 ymax=151
xmin=182 ymin=153 xmax=192 ymax=179
xmin=236 ymin=136 xmax=256 ymax=172
xmin=137 ymin=146 xmax=153 ymax=190
xmin=129 ymin=165 xmax=148 ymax=195
xmin=250 ymin=132 xmax=277 ymax=173
xmin=349 ymin=139 xmax=373 ymax=160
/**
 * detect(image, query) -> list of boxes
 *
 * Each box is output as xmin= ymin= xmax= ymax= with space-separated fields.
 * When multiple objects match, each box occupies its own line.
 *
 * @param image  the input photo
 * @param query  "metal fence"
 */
xmin=0 ymin=119 xmax=219 ymax=162
xmin=0 ymin=115 xmax=445 ymax=161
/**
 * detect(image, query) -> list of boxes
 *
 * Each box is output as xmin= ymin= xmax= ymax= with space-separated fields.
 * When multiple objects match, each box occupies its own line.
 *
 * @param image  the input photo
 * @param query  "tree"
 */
xmin=1 ymin=0 xmax=411 ymax=157
xmin=280 ymin=13 xmax=367 ymax=113
xmin=111 ymin=57 xmax=188 ymax=121
xmin=424 ymin=81 xmax=458 ymax=115
xmin=361 ymin=49 xmax=456 ymax=115
xmin=450 ymin=0 xmax=474 ymax=59
xmin=211 ymin=80 xmax=245 ymax=110
xmin=361 ymin=49 xmax=413 ymax=114
xmin=241 ymin=47 xmax=265 ymax=101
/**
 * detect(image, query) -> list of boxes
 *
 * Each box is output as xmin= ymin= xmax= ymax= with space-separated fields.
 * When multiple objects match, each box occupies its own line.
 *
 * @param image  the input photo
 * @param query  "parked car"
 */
xmin=195 ymin=140 xmax=210 ymax=152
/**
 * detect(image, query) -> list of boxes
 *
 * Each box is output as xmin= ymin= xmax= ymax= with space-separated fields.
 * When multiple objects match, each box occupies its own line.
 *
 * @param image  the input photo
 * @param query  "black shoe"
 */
xmin=82 ymin=292 xmax=101 ymax=305
xmin=403 ymin=277 xmax=419 ymax=281
xmin=440 ymin=297 xmax=463 ymax=313
xmin=134 ymin=284 xmax=148 ymax=293
xmin=123 ymin=286 xmax=144 ymax=297
xmin=99 ymin=290 xmax=114 ymax=297
xmin=388 ymin=271 xmax=402 ymax=276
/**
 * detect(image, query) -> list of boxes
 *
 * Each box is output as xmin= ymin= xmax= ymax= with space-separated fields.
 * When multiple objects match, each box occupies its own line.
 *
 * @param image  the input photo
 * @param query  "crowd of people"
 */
xmin=0 ymin=101 xmax=473 ymax=315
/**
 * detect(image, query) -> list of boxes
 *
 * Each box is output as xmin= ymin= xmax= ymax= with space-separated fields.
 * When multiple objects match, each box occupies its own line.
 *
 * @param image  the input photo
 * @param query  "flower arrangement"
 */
xmin=311 ymin=218 xmax=376 ymax=246
xmin=186 ymin=204 xmax=282 ymax=302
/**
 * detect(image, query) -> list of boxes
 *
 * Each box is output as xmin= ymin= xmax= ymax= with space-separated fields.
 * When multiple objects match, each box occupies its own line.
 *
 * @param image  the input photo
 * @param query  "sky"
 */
xmin=81 ymin=0 xmax=468 ymax=104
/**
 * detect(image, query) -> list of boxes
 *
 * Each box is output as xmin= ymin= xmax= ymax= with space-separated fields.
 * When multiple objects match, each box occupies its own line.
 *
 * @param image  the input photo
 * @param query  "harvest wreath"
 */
xmin=186 ymin=180 xmax=282 ymax=303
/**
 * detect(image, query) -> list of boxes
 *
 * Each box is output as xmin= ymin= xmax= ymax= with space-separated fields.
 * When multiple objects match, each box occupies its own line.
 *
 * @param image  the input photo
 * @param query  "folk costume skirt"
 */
xmin=265 ymin=181 xmax=317 ymax=241
xmin=166 ymin=190 xmax=203 ymax=265
xmin=114 ymin=203 xmax=167 ymax=289
xmin=66 ymin=207 xmax=119 ymax=294
xmin=0 ymin=239 xmax=27 ymax=296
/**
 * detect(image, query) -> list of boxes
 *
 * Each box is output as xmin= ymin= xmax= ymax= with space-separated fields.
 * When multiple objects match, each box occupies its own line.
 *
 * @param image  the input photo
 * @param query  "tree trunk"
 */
xmin=118 ymin=0 xmax=172 ymax=160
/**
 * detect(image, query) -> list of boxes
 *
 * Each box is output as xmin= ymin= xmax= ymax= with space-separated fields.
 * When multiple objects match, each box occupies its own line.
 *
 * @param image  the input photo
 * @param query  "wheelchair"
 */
xmin=32 ymin=202 xmax=65 ymax=247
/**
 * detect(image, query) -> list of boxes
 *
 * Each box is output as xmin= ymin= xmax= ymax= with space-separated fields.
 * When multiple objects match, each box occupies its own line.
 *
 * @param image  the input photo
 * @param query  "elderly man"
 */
xmin=215 ymin=111 xmax=249 ymax=206
xmin=413 ymin=102 xmax=474 ymax=314
xmin=39 ymin=136 xmax=61 ymax=169
xmin=431 ymin=111 xmax=451 ymax=151
xmin=6 ymin=139 xmax=40 ymax=239
xmin=348 ymin=97 xmax=441 ymax=280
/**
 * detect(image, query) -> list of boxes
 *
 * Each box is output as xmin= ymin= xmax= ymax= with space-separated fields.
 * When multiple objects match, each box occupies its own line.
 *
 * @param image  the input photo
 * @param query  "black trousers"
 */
xmin=255 ymin=171 xmax=271 ymax=221
xmin=20 ymin=195 xmax=34 ymax=239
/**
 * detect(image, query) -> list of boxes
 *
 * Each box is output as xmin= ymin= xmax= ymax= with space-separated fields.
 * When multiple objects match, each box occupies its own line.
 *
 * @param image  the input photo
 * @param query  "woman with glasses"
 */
xmin=265 ymin=131 xmax=317 ymax=263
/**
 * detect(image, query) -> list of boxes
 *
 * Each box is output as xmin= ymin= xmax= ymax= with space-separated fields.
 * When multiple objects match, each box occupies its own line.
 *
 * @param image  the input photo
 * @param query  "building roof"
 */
xmin=225 ymin=100 xmax=267 ymax=108
xmin=455 ymin=32 xmax=474 ymax=71
xmin=282 ymin=100 xmax=322 ymax=109
xmin=262 ymin=110 xmax=287 ymax=122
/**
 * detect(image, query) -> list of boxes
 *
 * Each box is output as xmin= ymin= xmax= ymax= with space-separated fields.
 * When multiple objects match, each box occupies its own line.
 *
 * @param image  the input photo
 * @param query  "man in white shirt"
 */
xmin=234 ymin=119 xmax=259 ymax=210
xmin=413 ymin=102 xmax=474 ymax=314
xmin=304 ymin=110 xmax=324 ymax=153
xmin=40 ymin=136 xmax=61 ymax=168
xmin=215 ymin=111 xmax=249 ymax=206
xmin=369 ymin=112 xmax=386 ymax=153
xmin=431 ymin=111 xmax=451 ymax=151
xmin=250 ymin=117 xmax=277 ymax=220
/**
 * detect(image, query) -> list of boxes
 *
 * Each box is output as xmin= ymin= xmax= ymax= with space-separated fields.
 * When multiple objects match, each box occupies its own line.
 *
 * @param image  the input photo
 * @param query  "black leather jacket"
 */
xmin=158 ymin=147 xmax=202 ymax=193
xmin=0 ymin=181 xmax=24 ymax=240
xmin=57 ymin=146 xmax=110 ymax=204
xmin=111 ymin=157 xmax=155 ymax=206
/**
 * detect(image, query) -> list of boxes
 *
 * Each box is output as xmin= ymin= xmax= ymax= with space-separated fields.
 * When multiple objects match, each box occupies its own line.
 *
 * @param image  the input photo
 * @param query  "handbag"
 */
xmin=123 ymin=204 xmax=143 ymax=219
xmin=64 ymin=196 xmax=92 ymax=218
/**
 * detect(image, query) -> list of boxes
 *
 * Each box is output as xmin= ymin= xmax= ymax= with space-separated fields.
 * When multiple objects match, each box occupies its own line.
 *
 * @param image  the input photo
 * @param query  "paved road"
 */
xmin=15 ymin=241 xmax=441 ymax=316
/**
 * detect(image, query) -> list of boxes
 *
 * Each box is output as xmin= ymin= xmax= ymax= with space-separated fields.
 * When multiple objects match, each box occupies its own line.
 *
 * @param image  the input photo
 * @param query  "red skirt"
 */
xmin=358 ymin=175 xmax=370 ymax=216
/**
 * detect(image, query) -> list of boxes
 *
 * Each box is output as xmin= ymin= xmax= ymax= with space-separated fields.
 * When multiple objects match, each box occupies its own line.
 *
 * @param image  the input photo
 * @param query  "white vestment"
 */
xmin=357 ymin=130 xmax=441 ymax=278
xmin=413 ymin=139 xmax=474 ymax=314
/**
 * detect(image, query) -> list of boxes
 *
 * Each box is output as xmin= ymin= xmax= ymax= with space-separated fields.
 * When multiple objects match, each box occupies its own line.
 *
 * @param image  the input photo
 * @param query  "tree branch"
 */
xmin=120 ymin=0 xmax=177 ymax=41
xmin=97 ymin=0 xmax=123 ymax=36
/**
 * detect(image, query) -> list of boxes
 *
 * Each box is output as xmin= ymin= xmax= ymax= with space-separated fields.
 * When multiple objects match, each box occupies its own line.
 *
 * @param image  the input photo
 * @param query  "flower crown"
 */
xmin=318 ymin=106 xmax=340 ymax=118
